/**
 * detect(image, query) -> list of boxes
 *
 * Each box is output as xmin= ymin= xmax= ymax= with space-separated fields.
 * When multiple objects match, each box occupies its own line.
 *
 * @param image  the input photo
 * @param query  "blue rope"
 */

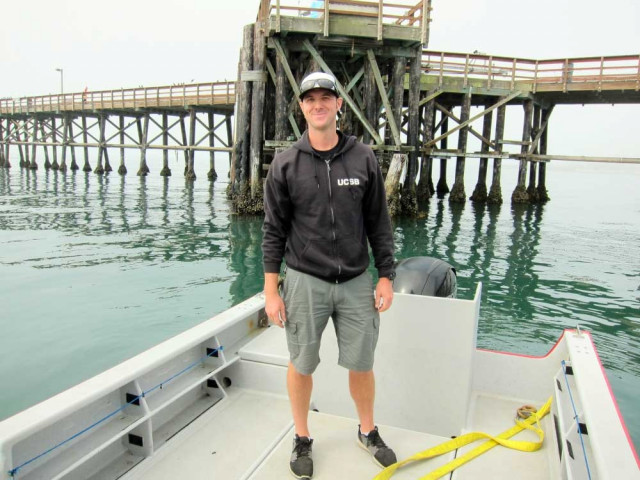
xmin=561 ymin=360 xmax=593 ymax=480
xmin=9 ymin=346 xmax=223 ymax=478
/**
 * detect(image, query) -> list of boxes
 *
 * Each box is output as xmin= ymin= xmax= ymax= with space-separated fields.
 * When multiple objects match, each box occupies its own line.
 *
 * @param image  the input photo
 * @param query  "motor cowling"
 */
xmin=392 ymin=257 xmax=457 ymax=298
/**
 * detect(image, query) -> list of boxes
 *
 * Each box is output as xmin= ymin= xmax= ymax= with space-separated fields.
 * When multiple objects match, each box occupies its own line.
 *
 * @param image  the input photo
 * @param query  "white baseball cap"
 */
xmin=299 ymin=72 xmax=339 ymax=99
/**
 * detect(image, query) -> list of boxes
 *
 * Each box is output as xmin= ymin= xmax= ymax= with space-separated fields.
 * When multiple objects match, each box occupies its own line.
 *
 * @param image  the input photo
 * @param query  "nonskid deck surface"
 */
xmin=250 ymin=410 xmax=454 ymax=480
xmin=128 ymin=388 xmax=293 ymax=480
xmin=125 ymin=386 xmax=556 ymax=480
xmin=451 ymin=393 xmax=558 ymax=480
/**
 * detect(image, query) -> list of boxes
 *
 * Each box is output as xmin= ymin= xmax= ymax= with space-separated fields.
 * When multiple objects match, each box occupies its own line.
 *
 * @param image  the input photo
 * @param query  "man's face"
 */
xmin=298 ymin=89 xmax=343 ymax=132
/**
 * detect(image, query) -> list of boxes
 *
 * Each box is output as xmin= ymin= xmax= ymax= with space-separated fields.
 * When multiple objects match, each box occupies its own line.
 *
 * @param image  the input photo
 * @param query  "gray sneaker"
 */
xmin=290 ymin=435 xmax=313 ymax=479
xmin=357 ymin=426 xmax=397 ymax=468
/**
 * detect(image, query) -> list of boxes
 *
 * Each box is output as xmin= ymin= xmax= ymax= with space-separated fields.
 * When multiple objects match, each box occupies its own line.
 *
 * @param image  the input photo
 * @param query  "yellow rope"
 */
xmin=373 ymin=396 xmax=552 ymax=480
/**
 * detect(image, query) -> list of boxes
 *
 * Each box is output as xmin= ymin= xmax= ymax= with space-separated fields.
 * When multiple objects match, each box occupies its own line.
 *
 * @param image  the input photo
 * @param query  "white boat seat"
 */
xmin=238 ymin=325 xmax=290 ymax=367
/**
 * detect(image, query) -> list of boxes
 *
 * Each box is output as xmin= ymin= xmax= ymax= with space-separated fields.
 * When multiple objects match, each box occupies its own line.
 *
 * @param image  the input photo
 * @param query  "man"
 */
xmin=262 ymin=71 xmax=397 ymax=479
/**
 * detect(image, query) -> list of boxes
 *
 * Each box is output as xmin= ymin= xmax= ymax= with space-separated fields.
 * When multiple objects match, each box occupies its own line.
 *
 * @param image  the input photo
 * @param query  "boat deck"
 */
xmin=122 ymin=386 xmax=556 ymax=480
xmin=122 ymin=316 xmax=558 ymax=480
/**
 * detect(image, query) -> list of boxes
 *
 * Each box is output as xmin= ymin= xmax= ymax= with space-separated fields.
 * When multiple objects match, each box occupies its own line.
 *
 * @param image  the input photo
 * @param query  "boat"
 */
xmin=1 ymin=264 xmax=639 ymax=479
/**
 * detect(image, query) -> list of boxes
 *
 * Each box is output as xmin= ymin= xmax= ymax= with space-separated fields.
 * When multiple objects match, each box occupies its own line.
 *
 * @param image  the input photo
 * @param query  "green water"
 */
xmin=0 ymin=157 xmax=639 ymax=454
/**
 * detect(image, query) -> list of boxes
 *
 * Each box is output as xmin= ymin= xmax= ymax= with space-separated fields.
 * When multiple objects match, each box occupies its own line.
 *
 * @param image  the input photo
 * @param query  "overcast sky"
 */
xmin=2 ymin=0 xmax=639 ymax=156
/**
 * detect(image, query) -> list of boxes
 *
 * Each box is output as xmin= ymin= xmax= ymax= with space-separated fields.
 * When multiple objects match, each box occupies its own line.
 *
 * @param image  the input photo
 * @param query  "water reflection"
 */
xmin=391 ymin=198 xmax=640 ymax=377
xmin=0 ymin=168 xmax=638 ymax=377
xmin=228 ymin=215 xmax=264 ymax=305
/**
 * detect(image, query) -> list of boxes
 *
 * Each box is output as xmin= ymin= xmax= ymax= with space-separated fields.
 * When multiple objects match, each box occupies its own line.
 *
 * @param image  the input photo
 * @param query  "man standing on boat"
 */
xmin=262 ymin=72 xmax=397 ymax=479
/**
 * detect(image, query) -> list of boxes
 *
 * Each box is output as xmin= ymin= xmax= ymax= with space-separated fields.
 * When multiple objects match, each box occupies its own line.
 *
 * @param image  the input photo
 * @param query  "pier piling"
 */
xmin=207 ymin=111 xmax=217 ymax=181
xmin=118 ymin=116 xmax=127 ymax=175
xmin=138 ymin=114 xmax=150 ymax=176
xmin=51 ymin=117 xmax=59 ymax=170
xmin=81 ymin=115 xmax=91 ymax=172
xmin=29 ymin=116 xmax=38 ymax=170
xmin=487 ymin=100 xmax=506 ymax=204
xmin=418 ymin=90 xmax=436 ymax=202
xmin=449 ymin=89 xmax=472 ymax=202
xmin=470 ymin=105 xmax=493 ymax=202
xmin=512 ymin=99 xmax=533 ymax=203
xmin=95 ymin=114 xmax=106 ymax=175
xmin=40 ymin=121 xmax=51 ymax=170
xmin=436 ymin=111 xmax=449 ymax=197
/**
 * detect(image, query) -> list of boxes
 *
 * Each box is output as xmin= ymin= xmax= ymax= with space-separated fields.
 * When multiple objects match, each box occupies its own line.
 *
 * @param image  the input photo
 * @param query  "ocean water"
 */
xmin=0 ymin=155 xmax=639 ymax=455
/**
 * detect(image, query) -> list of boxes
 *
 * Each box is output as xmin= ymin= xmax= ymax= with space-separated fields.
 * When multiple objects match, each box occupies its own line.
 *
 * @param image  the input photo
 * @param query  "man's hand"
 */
xmin=375 ymin=277 xmax=394 ymax=313
xmin=264 ymin=272 xmax=287 ymax=328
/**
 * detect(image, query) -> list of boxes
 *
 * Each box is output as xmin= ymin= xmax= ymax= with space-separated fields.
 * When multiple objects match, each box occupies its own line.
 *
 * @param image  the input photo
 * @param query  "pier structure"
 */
xmin=416 ymin=51 xmax=640 ymax=205
xmin=2 ymin=1 xmax=640 ymax=216
xmin=229 ymin=0 xmax=434 ymax=214
xmin=0 ymin=83 xmax=236 ymax=181
xmin=226 ymin=0 xmax=640 ymax=213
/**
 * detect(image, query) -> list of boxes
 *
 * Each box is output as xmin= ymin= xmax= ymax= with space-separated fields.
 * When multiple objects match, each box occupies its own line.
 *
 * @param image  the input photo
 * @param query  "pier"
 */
xmin=1 ymin=0 xmax=639 ymax=215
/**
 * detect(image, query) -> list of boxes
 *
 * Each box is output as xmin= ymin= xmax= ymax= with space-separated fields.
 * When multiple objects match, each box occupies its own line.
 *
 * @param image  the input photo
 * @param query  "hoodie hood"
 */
xmin=292 ymin=130 xmax=358 ymax=157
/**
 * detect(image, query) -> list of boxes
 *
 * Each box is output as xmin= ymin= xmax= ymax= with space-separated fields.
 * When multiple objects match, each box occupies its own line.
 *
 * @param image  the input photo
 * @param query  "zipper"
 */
xmin=325 ymin=159 xmax=341 ymax=277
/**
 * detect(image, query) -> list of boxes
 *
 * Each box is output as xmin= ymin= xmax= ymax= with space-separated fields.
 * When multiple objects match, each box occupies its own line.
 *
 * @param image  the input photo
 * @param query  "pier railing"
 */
xmin=259 ymin=0 xmax=431 ymax=42
xmin=422 ymin=51 xmax=640 ymax=92
xmin=3 ymin=52 xmax=639 ymax=116
xmin=0 ymin=81 xmax=236 ymax=115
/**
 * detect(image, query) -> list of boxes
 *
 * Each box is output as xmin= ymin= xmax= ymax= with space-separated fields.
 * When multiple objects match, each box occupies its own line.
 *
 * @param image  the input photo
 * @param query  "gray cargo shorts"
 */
xmin=281 ymin=267 xmax=380 ymax=375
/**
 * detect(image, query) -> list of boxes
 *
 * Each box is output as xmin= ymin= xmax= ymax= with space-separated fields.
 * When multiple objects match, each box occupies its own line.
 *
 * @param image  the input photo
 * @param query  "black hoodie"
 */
xmin=262 ymin=130 xmax=395 ymax=283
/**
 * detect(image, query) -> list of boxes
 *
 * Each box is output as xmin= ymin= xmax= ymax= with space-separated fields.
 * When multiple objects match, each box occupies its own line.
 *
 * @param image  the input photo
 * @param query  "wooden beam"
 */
xmin=425 ymin=90 xmax=521 ymax=147
xmin=527 ymin=104 xmax=555 ymax=154
xmin=366 ymin=49 xmax=402 ymax=147
xmin=435 ymin=102 xmax=495 ymax=150
xmin=272 ymin=37 xmax=301 ymax=98
xmin=418 ymin=89 xmax=442 ymax=107
xmin=526 ymin=154 xmax=640 ymax=164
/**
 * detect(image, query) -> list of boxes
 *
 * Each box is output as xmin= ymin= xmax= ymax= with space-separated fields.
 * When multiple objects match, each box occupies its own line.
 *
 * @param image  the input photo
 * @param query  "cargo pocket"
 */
xmin=371 ymin=313 xmax=380 ymax=351
xmin=285 ymin=321 xmax=301 ymax=357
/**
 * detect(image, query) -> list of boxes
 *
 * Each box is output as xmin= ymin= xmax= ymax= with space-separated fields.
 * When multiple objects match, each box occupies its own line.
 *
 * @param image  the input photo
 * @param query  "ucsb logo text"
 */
xmin=337 ymin=178 xmax=360 ymax=186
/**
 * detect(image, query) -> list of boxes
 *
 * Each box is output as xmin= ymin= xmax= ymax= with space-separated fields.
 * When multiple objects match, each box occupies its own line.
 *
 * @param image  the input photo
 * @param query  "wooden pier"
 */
xmin=0 ymin=83 xmax=235 ymax=180
xmin=1 ymin=0 xmax=639 ymax=215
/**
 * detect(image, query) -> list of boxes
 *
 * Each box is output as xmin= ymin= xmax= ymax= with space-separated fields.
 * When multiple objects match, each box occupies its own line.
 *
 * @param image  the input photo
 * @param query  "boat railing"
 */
xmin=0 ymin=295 xmax=266 ymax=480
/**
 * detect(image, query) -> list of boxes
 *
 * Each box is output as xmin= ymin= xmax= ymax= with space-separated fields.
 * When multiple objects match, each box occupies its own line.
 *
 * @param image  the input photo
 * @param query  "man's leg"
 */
xmin=349 ymin=369 xmax=375 ymax=433
xmin=351 ymin=369 xmax=396 ymax=468
xmin=288 ymin=362 xmax=313 ymax=437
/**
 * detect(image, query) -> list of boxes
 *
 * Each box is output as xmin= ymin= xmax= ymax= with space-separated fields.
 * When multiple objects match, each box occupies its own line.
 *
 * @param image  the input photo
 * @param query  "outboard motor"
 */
xmin=392 ymin=256 xmax=457 ymax=298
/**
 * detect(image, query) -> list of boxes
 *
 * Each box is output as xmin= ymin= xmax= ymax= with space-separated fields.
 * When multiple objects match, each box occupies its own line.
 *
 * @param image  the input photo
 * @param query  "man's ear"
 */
xmin=337 ymin=97 xmax=344 ymax=110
